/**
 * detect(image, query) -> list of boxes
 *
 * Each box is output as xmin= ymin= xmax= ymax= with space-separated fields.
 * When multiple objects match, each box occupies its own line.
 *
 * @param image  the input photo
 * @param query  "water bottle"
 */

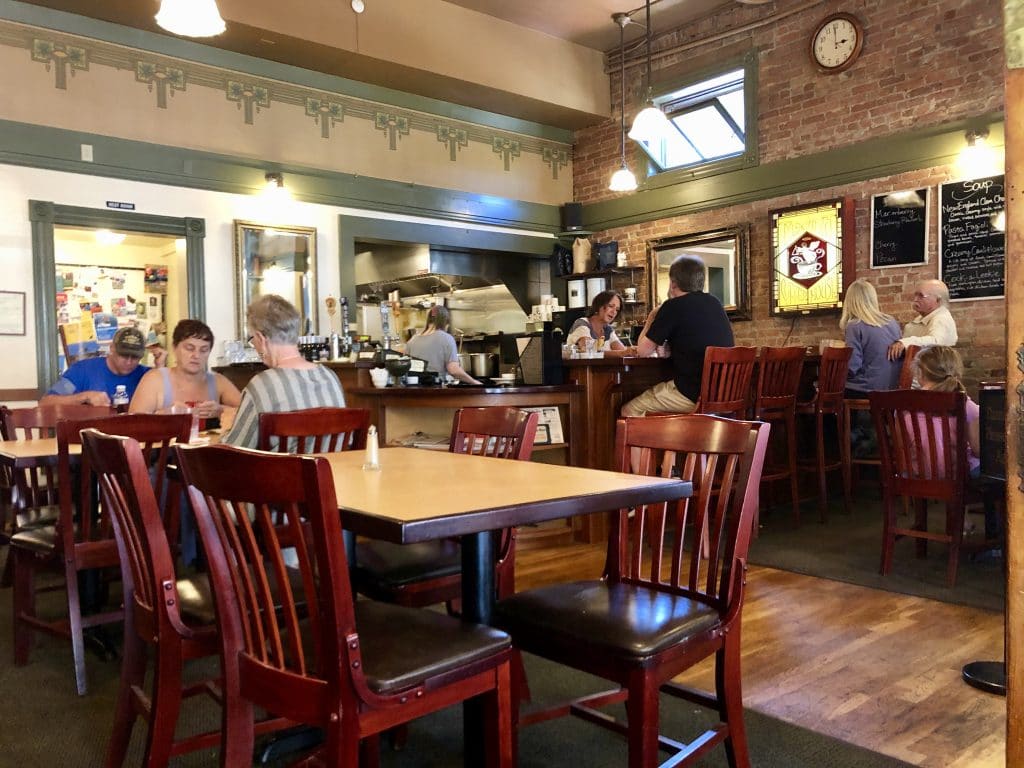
xmin=113 ymin=385 xmax=129 ymax=413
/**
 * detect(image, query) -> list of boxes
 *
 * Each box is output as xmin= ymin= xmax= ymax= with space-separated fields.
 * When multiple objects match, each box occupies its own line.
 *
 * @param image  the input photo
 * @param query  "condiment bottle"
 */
xmin=363 ymin=425 xmax=380 ymax=471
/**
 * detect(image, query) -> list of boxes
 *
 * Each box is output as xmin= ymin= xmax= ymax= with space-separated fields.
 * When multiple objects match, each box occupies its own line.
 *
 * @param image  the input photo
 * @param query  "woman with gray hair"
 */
xmin=406 ymin=304 xmax=480 ymax=384
xmin=222 ymin=294 xmax=346 ymax=449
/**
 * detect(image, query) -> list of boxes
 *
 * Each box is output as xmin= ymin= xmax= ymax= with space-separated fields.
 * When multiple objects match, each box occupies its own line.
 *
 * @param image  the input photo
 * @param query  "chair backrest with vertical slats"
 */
xmin=179 ymin=444 xmax=352 ymax=707
xmin=695 ymin=346 xmax=757 ymax=418
xmin=811 ymin=346 xmax=853 ymax=413
xmin=898 ymin=345 xmax=922 ymax=389
xmin=869 ymin=389 xmax=967 ymax=502
xmin=610 ymin=414 xmax=769 ymax=611
xmin=753 ymin=346 xmax=806 ymax=418
xmin=449 ymin=407 xmax=539 ymax=460
xmin=80 ymin=429 xmax=180 ymax=639
xmin=258 ymin=407 xmax=371 ymax=454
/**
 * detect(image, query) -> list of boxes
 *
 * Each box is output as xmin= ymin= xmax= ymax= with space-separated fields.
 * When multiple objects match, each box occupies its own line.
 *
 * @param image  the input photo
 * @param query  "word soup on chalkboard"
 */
xmin=939 ymin=174 xmax=1005 ymax=301
xmin=870 ymin=188 xmax=928 ymax=269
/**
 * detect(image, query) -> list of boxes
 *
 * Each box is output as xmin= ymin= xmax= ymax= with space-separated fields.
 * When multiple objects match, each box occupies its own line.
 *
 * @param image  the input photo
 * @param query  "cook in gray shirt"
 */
xmin=405 ymin=305 xmax=479 ymax=384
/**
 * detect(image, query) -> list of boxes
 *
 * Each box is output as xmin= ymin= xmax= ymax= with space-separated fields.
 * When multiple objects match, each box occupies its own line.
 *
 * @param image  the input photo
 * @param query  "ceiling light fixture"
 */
xmin=609 ymin=13 xmax=637 ymax=192
xmin=155 ymin=0 xmax=226 ymax=38
xmin=627 ymin=0 xmax=671 ymax=145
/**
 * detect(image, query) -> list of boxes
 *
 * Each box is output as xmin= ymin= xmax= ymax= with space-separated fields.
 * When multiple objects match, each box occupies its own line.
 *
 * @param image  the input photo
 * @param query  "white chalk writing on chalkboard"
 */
xmin=870 ymin=188 xmax=928 ymax=269
xmin=939 ymin=175 xmax=1005 ymax=301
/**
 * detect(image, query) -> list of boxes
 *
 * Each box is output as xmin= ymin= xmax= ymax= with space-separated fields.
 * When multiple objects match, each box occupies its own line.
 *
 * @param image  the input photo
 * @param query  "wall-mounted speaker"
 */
xmin=560 ymin=202 xmax=583 ymax=232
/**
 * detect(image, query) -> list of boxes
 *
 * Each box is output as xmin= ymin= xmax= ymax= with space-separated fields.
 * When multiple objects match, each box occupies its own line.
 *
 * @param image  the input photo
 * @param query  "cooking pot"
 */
xmin=458 ymin=353 xmax=472 ymax=372
xmin=469 ymin=352 xmax=497 ymax=378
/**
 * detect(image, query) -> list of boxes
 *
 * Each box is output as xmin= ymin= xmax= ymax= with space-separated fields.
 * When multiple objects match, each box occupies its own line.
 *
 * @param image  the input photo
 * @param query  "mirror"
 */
xmin=234 ymin=220 xmax=317 ymax=337
xmin=648 ymin=224 xmax=750 ymax=320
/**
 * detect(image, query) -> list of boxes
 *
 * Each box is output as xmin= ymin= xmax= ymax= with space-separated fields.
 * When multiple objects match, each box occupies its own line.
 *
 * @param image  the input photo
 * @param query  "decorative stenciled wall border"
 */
xmin=0 ymin=18 xmax=572 ymax=181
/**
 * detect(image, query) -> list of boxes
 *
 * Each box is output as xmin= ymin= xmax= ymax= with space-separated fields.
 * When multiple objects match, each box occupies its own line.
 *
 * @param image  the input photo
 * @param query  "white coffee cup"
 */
xmin=369 ymin=368 xmax=389 ymax=388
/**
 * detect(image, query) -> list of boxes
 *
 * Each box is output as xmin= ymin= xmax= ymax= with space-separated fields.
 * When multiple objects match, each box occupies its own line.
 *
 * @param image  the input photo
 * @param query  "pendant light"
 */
xmin=609 ymin=13 xmax=637 ymax=192
xmin=627 ymin=0 xmax=671 ymax=144
xmin=155 ymin=0 xmax=226 ymax=38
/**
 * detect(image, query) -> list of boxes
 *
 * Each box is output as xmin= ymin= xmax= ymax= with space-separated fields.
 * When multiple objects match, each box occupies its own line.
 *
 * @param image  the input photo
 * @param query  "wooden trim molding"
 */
xmin=0 ymin=388 xmax=41 ymax=402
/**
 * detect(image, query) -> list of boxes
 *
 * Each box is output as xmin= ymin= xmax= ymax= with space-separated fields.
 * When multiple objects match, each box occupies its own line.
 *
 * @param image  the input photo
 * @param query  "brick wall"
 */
xmin=575 ymin=0 xmax=1006 ymax=391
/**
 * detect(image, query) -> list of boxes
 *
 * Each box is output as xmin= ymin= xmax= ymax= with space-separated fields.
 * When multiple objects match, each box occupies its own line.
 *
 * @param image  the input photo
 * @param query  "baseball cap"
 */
xmin=112 ymin=327 xmax=146 ymax=358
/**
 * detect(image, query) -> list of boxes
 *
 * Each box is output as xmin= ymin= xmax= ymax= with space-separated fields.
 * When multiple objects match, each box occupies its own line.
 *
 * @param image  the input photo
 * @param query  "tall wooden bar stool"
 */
xmin=752 ymin=346 xmax=806 ymax=524
xmin=841 ymin=345 xmax=920 ymax=500
xmin=695 ymin=345 xmax=758 ymax=417
xmin=796 ymin=346 xmax=852 ymax=521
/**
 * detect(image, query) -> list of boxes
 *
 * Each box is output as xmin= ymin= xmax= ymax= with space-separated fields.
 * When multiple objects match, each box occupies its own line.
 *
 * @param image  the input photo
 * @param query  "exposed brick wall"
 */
xmin=575 ymin=0 xmax=1006 ymax=393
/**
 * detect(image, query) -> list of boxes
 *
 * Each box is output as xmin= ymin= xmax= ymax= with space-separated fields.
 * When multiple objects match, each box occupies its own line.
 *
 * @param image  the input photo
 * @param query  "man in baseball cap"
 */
xmin=41 ymin=325 xmax=166 ymax=407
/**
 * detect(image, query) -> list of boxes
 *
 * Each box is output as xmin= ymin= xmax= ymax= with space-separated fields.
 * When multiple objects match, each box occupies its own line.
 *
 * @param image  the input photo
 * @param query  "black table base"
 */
xmin=961 ymin=661 xmax=1006 ymax=696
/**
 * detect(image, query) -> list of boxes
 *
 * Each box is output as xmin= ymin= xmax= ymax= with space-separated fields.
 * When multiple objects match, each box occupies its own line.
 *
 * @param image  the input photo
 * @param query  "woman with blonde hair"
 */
xmin=840 ymin=278 xmax=901 ymax=398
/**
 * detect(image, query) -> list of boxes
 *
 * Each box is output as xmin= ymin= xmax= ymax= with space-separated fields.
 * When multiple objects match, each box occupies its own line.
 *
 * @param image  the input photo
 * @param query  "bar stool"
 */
xmin=695 ymin=346 xmax=757 ymax=417
xmin=796 ymin=345 xmax=852 ymax=521
xmin=841 ymin=345 xmax=920 ymax=500
xmin=752 ymin=346 xmax=806 ymax=525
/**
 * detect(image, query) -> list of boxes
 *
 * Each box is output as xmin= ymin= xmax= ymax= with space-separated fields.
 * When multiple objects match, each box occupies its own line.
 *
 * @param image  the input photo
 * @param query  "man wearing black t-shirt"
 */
xmin=622 ymin=255 xmax=734 ymax=416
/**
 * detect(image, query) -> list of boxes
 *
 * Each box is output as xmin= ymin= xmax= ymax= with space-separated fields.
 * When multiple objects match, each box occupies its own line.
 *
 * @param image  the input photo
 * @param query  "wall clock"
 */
xmin=810 ymin=13 xmax=863 ymax=74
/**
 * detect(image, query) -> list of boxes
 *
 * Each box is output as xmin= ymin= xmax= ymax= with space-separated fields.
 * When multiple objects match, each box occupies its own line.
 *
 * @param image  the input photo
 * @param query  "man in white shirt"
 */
xmin=887 ymin=279 xmax=958 ymax=360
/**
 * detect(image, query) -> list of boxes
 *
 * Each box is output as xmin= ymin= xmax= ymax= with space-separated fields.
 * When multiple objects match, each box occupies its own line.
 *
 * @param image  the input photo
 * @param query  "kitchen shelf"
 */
xmin=557 ymin=266 xmax=644 ymax=280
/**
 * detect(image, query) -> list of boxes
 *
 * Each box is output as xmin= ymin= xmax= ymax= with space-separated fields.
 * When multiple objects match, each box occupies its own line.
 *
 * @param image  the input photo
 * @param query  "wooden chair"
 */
xmin=79 ymin=428 xmax=221 ymax=767
xmin=796 ymin=345 xmax=852 ymax=521
xmin=10 ymin=413 xmax=191 ymax=695
xmin=353 ymin=406 xmax=539 ymax=613
xmin=177 ymin=443 xmax=514 ymax=767
xmin=869 ymin=389 xmax=973 ymax=587
xmin=751 ymin=346 xmax=805 ymax=525
xmin=842 ymin=345 xmax=920 ymax=497
xmin=695 ymin=346 xmax=757 ymax=417
xmin=257 ymin=406 xmax=371 ymax=453
xmin=493 ymin=414 xmax=769 ymax=768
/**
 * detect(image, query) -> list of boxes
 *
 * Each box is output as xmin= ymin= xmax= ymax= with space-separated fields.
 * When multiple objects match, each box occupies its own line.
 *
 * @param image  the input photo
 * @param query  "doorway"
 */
xmin=28 ymin=201 xmax=206 ymax=394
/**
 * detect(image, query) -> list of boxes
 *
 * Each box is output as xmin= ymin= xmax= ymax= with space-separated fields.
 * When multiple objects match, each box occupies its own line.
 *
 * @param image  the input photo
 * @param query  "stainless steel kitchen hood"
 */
xmin=354 ymin=242 xmax=534 ymax=314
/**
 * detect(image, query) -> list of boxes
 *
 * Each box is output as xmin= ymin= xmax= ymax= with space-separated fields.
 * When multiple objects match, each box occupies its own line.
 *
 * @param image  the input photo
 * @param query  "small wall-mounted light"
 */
xmin=265 ymin=172 xmax=284 ymax=190
xmin=958 ymin=126 xmax=1000 ymax=178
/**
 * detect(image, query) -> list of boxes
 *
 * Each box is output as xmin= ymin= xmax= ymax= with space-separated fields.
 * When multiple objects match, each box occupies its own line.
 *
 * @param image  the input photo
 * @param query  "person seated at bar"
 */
xmin=621 ymin=255 xmax=733 ymax=416
xmin=566 ymin=290 xmax=637 ymax=357
xmin=222 ymin=294 xmax=346 ymax=449
xmin=129 ymin=318 xmax=242 ymax=422
xmin=841 ymin=278 xmax=902 ymax=455
xmin=406 ymin=304 xmax=480 ymax=384
xmin=40 ymin=326 xmax=166 ymax=407
xmin=887 ymin=278 xmax=958 ymax=361
xmin=915 ymin=345 xmax=981 ymax=476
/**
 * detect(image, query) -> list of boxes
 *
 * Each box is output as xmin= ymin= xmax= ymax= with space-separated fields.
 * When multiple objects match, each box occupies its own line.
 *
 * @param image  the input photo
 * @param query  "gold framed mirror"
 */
xmin=233 ymin=220 xmax=317 ymax=338
xmin=648 ymin=224 xmax=750 ymax=320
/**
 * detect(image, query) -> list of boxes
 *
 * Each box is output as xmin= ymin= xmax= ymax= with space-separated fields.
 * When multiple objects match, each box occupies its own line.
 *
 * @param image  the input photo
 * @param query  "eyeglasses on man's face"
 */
xmin=912 ymin=292 xmax=933 ymax=300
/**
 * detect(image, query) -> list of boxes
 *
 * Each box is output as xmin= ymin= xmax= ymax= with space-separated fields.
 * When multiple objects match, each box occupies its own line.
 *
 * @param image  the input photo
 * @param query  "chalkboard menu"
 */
xmin=870 ymin=188 xmax=929 ymax=268
xmin=939 ymin=174 xmax=1005 ymax=300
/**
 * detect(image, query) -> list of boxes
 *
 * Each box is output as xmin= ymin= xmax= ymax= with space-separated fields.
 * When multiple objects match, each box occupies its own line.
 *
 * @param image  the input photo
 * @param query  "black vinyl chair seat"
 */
xmin=494 ymin=580 xmax=720 ymax=660
xmin=354 ymin=539 xmax=461 ymax=588
xmin=354 ymin=600 xmax=510 ymax=694
xmin=15 ymin=503 xmax=59 ymax=530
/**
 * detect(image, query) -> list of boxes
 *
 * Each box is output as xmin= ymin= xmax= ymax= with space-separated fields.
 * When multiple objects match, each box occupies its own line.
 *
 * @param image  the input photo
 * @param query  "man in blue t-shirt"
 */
xmin=41 ymin=326 xmax=166 ymax=406
xmin=622 ymin=255 xmax=734 ymax=416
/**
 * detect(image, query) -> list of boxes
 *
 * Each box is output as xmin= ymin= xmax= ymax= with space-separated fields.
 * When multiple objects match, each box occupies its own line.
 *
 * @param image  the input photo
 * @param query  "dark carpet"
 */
xmin=749 ymin=479 xmax=1005 ymax=613
xmin=0 ymin=548 xmax=912 ymax=767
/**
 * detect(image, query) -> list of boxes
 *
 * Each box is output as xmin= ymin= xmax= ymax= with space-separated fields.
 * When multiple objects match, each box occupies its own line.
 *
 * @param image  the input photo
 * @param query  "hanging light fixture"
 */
xmin=609 ymin=13 xmax=637 ymax=192
xmin=627 ymin=0 xmax=671 ymax=145
xmin=155 ymin=0 xmax=226 ymax=38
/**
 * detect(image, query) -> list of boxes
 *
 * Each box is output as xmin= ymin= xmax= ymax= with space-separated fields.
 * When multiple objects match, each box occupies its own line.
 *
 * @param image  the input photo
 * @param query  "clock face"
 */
xmin=811 ymin=14 xmax=862 ymax=72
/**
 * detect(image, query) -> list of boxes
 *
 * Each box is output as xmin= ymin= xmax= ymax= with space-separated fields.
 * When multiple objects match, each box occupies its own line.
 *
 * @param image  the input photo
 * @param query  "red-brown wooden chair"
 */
xmin=870 ymin=389 xmax=973 ymax=587
xmin=353 ymin=406 xmax=539 ymax=612
xmin=694 ymin=346 xmax=758 ymax=418
xmin=751 ymin=346 xmax=805 ymax=525
xmin=493 ymin=414 xmax=769 ymax=768
xmin=10 ymin=413 xmax=190 ymax=695
xmin=796 ymin=345 xmax=852 ymax=521
xmin=177 ymin=443 xmax=514 ymax=767
xmin=80 ymin=428 xmax=220 ymax=767
xmin=257 ymin=406 xmax=371 ymax=453
xmin=842 ymin=345 xmax=920 ymax=499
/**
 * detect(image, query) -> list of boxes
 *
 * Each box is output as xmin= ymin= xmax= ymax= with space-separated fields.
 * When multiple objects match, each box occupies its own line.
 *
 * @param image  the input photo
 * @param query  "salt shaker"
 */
xmin=363 ymin=425 xmax=380 ymax=471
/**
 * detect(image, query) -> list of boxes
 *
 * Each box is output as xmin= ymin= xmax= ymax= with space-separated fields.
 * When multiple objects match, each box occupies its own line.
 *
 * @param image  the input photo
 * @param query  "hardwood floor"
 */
xmin=514 ymin=541 xmax=1007 ymax=768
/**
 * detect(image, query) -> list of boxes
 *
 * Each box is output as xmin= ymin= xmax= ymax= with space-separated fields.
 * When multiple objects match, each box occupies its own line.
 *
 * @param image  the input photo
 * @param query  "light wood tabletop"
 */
xmin=319 ymin=447 xmax=690 ymax=543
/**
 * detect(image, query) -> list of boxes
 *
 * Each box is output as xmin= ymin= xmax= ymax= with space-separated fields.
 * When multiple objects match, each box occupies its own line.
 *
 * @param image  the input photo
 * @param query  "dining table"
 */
xmin=318 ymin=445 xmax=691 ymax=767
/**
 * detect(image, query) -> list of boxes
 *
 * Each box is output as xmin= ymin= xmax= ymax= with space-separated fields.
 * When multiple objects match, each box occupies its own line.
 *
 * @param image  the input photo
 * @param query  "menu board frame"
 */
xmin=870 ymin=188 xmax=929 ymax=269
xmin=939 ymin=174 xmax=1005 ymax=302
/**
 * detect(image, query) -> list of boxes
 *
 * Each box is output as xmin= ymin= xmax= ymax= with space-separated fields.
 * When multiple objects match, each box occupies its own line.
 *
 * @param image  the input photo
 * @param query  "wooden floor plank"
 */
xmin=515 ymin=542 xmax=1006 ymax=767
